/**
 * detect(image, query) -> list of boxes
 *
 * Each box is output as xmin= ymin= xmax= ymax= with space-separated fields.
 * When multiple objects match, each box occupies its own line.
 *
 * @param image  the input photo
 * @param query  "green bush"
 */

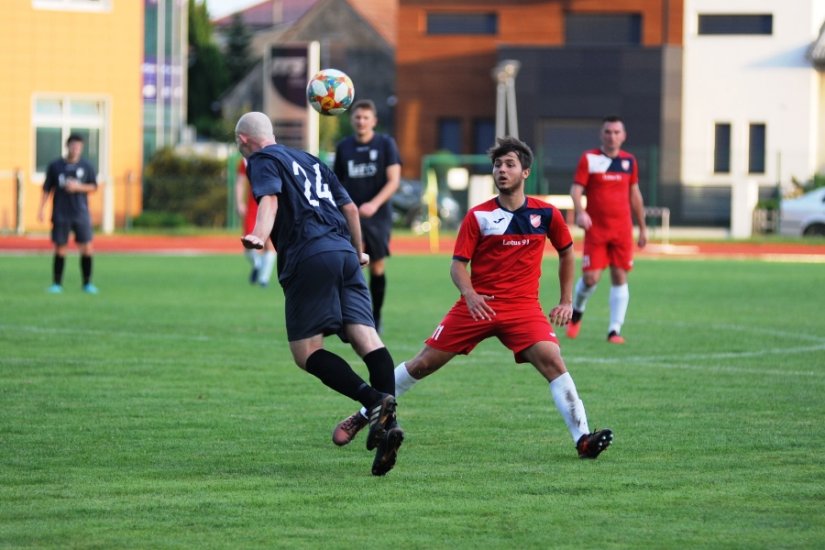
xmin=756 ymin=198 xmax=779 ymax=211
xmin=789 ymin=172 xmax=825 ymax=197
xmin=143 ymin=148 xmax=227 ymax=227
xmin=131 ymin=211 xmax=188 ymax=229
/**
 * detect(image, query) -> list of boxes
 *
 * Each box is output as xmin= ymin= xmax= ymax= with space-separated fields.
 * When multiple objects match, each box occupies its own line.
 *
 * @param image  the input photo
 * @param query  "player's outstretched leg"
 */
xmin=332 ymin=410 xmax=368 ymax=446
xmin=566 ymin=310 xmax=583 ymax=338
xmin=372 ymin=421 xmax=404 ymax=476
xmin=568 ymin=277 xmax=597 ymax=338
xmin=607 ymin=331 xmax=625 ymax=344
xmin=332 ymin=361 xmax=421 ymax=446
xmin=365 ymin=394 xmax=404 ymax=476
xmin=366 ymin=394 xmax=397 ymax=450
xmin=576 ymin=429 xmax=613 ymax=459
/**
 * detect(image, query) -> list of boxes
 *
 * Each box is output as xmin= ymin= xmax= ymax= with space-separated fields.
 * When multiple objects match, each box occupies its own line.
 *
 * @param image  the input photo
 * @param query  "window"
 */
xmin=698 ymin=15 xmax=772 ymax=35
xmin=437 ymin=118 xmax=462 ymax=154
xmin=714 ymin=123 xmax=731 ymax=174
xmin=472 ymin=119 xmax=495 ymax=155
xmin=427 ymin=13 xmax=497 ymax=35
xmin=566 ymin=14 xmax=642 ymax=45
xmin=748 ymin=123 xmax=766 ymax=174
xmin=33 ymin=0 xmax=109 ymax=12
xmin=33 ymin=97 xmax=105 ymax=175
xmin=538 ymin=119 xmax=604 ymax=194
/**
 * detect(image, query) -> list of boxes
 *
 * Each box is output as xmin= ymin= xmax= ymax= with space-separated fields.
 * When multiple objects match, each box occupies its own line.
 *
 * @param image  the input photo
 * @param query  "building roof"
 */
xmin=348 ymin=0 xmax=397 ymax=48
xmin=212 ymin=0 xmax=318 ymax=29
xmin=212 ymin=0 xmax=396 ymax=47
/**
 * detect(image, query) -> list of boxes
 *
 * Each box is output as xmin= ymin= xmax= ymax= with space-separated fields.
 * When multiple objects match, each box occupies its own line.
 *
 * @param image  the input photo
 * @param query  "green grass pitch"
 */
xmin=1 ymin=252 xmax=823 ymax=548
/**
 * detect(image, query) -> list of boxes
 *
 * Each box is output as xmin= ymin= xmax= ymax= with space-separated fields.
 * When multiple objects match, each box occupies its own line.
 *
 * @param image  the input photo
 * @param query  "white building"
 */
xmin=681 ymin=0 xmax=825 ymax=232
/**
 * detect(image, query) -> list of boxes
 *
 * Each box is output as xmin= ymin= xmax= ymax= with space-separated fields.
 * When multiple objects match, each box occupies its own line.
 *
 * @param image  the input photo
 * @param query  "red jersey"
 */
xmin=573 ymin=148 xmax=638 ymax=230
xmin=452 ymin=196 xmax=572 ymax=303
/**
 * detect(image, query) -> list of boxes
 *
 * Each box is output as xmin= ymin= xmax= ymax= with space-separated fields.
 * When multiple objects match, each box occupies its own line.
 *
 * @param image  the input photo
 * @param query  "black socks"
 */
xmin=305 ymin=349 xmax=383 ymax=410
xmin=81 ymin=255 xmax=92 ymax=285
xmin=363 ymin=347 xmax=395 ymax=396
xmin=53 ymin=254 xmax=65 ymax=285
xmin=370 ymin=274 xmax=386 ymax=328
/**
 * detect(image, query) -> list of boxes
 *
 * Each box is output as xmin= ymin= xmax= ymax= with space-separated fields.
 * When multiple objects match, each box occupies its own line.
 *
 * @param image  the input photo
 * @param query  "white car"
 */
xmin=778 ymin=188 xmax=825 ymax=237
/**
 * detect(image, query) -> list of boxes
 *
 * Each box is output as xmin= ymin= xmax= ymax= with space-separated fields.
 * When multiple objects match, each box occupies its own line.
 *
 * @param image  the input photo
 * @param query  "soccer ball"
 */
xmin=306 ymin=69 xmax=355 ymax=116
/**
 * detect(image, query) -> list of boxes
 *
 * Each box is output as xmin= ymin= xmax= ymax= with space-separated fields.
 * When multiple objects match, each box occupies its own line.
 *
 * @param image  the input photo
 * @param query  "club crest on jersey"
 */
xmin=621 ymin=160 xmax=630 ymax=171
xmin=530 ymin=214 xmax=541 ymax=228
xmin=370 ymin=149 xmax=378 ymax=161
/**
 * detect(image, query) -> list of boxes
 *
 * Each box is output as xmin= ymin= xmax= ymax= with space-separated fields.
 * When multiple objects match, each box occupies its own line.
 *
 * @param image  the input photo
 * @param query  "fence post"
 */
xmin=15 ymin=169 xmax=24 ymax=235
xmin=227 ymin=155 xmax=239 ymax=230
xmin=124 ymin=170 xmax=134 ymax=231
xmin=648 ymin=145 xmax=659 ymax=208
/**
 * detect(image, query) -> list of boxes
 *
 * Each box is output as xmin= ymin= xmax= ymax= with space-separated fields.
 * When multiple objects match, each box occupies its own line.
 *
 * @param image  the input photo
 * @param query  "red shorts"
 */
xmin=582 ymin=224 xmax=634 ymax=272
xmin=425 ymin=299 xmax=559 ymax=363
xmin=244 ymin=198 xmax=258 ymax=235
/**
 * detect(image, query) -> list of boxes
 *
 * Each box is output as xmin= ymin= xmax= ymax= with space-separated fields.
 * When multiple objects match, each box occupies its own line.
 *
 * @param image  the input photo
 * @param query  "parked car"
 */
xmin=391 ymin=179 xmax=462 ymax=229
xmin=778 ymin=187 xmax=825 ymax=237
xmin=391 ymin=179 xmax=425 ymax=228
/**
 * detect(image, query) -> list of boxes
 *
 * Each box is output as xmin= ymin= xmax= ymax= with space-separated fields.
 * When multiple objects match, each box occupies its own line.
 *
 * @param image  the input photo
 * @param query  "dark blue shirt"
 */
xmin=43 ymin=157 xmax=97 ymax=222
xmin=333 ymin=133 xmax=401 ymax=226
xmin=247 ymin=144 xmax=355 ymax=284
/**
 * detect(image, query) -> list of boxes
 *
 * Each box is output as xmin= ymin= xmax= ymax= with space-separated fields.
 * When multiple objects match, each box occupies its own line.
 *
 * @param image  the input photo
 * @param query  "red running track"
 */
xmin=1 ymin=233 xmax=824 ymax=260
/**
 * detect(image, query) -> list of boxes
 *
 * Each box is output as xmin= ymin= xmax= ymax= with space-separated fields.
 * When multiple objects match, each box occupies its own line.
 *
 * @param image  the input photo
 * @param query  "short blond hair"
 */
xmin=235 ymin=112 xmax=274 ymax=140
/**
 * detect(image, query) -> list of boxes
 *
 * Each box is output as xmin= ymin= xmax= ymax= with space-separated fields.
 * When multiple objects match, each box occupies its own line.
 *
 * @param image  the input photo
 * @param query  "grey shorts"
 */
xmin=283 ymin=250 xmax=375 ymax=341
xmin=51 ymin=218 xmax=93 ymax=246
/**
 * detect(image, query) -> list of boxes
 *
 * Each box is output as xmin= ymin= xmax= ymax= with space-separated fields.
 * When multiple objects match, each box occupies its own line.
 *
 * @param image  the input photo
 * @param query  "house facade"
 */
xmin=394 ymin=0 xmax=825 ymax=226
xmin=395 ymin=0 xmax=683 ymax=216
xmin=680 ymin=0 xmax=825 ymax=224
xmin=0 ymin=0 xmax=142 ymax=234
xmin=0 ymin=0 xmax=187 ymax=235
xmin=218 ymin=0 xmax=398 ymax=141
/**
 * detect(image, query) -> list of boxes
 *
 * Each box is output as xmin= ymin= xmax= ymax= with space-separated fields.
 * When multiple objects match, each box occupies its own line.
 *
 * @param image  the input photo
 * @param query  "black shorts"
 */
xmin=283 ymin=250 xmax=375 ymax=341
xmin=361 ymin=217 xmax=391 ymax=261
xmin=51 ymin=218 xmax=93 ymax=246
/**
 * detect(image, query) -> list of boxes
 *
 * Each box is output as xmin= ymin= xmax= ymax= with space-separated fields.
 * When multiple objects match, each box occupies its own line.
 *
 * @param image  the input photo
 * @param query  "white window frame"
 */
xmin=32 ymin=94 xmax=108 ymax=183
xmin=32 ymin=0 xmax=111 ymax=13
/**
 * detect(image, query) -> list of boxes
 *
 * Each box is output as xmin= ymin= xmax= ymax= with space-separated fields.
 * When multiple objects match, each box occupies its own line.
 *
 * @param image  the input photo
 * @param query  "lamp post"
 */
xmin=492 ymin=60 xmax=521 ymax=139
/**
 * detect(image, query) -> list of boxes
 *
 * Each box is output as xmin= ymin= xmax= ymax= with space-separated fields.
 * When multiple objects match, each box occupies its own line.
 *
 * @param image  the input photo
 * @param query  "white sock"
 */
xmin=394 ymin=362 xmax=419 ymax=396
xmin=244 ymin=249 xmax=260 ymax=269
xmin=259 ymin=251 xmax=276 ymax=285
xmin=608 ymin=284 xmax=629 ymax=334
xmin=573 ymin=277 xmax=597 ymax=312
xmin=359 ymin=362 xmax=419 ymax=418
xmin=549 ymin=372 xmax=590 ymax=443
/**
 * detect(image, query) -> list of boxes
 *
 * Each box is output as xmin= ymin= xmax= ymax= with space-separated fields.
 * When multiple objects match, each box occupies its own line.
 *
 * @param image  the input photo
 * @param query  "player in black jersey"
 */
xmin=235 ymin=112 xmax=403 ymax=476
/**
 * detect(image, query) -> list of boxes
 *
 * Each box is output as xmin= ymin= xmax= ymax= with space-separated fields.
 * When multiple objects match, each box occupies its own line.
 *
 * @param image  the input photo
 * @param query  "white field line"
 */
xmin=3 ymin=322 xmax=823 ymax=376
xmin=565 ymin=321 xmax=825 ymax=376
xmin=0 ymin=324 xmax=214 ymax=341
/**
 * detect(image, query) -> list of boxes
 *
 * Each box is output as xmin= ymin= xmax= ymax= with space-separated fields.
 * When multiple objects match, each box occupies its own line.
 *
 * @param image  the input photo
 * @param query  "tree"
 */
xmin=224 ymin=13 xmax=254 ymax=86
xmin=187 ymin=0 xmax=229 ymax=138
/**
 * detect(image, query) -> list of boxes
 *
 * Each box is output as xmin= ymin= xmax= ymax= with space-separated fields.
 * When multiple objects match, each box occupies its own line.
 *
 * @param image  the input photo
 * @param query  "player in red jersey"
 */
xmin=566 ymin=116 xmax=647 ymax=344
xmin=235 ymin=159 xmax=276 ymax=286
xmin=332 ymin=136 xmax=613 ymax=459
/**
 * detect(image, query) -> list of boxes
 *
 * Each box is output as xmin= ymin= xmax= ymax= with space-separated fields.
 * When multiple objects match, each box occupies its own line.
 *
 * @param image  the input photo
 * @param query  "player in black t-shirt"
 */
xmin=334 ymin=100 xmax=401 ymax=332
xmin=37 ymin=133 xmax=99 ymax=294
xmin=235 ymin=112 xmax=404 ymax=476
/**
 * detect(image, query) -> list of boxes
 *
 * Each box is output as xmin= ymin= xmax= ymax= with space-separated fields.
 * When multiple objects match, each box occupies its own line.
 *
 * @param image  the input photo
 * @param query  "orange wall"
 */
xmin=0 ymin=1 xmax=143 ymax=234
